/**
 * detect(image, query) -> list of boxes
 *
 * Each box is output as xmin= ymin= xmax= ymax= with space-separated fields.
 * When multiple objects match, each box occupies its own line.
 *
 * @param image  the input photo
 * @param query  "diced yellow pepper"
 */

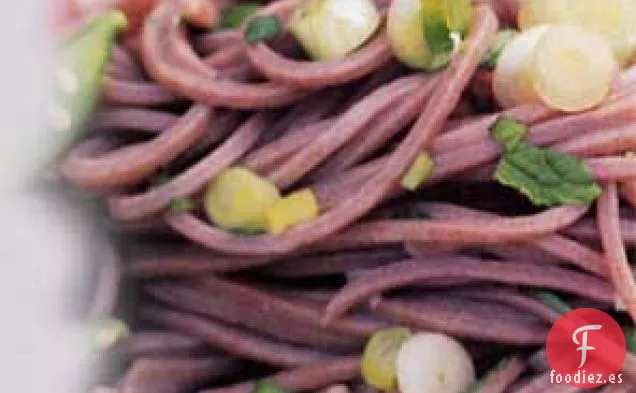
xmin=401 ymin=153 xmax=434 ymax=191
xmin=204 ymin=167 xmax=281 ymax=232
xmin=265 ymin=189 xmax=319 ymax=235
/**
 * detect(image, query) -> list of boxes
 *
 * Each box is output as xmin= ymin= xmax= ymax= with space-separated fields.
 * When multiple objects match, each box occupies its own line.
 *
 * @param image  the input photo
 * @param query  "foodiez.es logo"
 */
xmin=573 ymin=324 xmax=602 ymax=368
xmin=546 ymin=308 xmax=626 ymax=388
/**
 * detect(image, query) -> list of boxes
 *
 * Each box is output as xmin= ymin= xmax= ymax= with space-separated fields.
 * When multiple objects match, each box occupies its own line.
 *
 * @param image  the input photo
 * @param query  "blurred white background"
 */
xmin=0 ymin=0 xmax=94 ymax=391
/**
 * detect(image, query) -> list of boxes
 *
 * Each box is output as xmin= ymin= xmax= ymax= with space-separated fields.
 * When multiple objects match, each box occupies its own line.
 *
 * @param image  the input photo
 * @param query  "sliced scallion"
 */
xmin=401 ymin=153 xmax=434 ymax=191
xmin=289 ymin=0 xmax=380 ymax=60
xmin=362 ymin=327 xmax=413 ymax=390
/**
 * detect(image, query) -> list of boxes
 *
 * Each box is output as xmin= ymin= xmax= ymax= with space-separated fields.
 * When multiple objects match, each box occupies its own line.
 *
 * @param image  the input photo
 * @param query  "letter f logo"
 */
xmin=572 ymin=325 xmax=602 ymax=368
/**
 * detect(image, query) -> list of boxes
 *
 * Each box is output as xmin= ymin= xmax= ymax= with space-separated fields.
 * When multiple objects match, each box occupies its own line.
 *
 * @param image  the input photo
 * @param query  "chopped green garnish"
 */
xmin=252 ymin=379 xmax=288 ymax=393
xmin=244 ymin=15 xmax=282 ymax=45
xmin=401 ymin=153 xmax=435 ymax=191
xmin=220 ymin=3 xmax=261 ymax=28
xmin=490 ymin=116 xmax=528 ymax=151
xmin=52 ymin=11 xmax=127 ymax=154
xmin=534 ymin=291 xmax=572 ymax=315
xmin=169 ymin=197 xmax=196 ymax=213
xmin=362 ymin=327 xmax=413 ymax=390
xmin=480 ymin=29 xmax=517 ymax=69
xmin=490 ymin=117 xmax=602 ymax=207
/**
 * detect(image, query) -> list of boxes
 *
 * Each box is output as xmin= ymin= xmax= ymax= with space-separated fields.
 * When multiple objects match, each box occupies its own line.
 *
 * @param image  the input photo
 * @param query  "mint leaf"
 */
xmin=244 ymin=15 xmax=282 ymax=45
xmin=480 ymin=29 xmax=517 ymax=69
xmin=221 ymin=3 xmax=261 ymax=29
xmin=505 ymin=144 xmax=562 ymax=186
xmin=491 ymin=118 xmax=602 ymax=207
xmin=544 ymin=150 xmax=595 ymax=184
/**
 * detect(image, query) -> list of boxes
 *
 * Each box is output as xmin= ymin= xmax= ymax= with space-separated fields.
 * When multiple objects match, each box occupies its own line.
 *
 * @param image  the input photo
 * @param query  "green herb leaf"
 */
xmin=170 ymin=197 xmax=196 ymax=213
xmin=489 ymin=116 xmax=527 ymax=151
xmin=221 ymin=3 xmax=261 ymax=28
xmin=244 ymin=15 xmax=282 ymax=45
xmin=490 ymin=118 xmax=602 ymax=207
xmin=253 ymin=379 xmax=288 ymax=393
xmin=534 ymin=291 xmax=572 ymax=315
xmin=544 ymin=149 xmax=595 ymax=185
xmin=480 ymin=29 xmax=517 ymax=69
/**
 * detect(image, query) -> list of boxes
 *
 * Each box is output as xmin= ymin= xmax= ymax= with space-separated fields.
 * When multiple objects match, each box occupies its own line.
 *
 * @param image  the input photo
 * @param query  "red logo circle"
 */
xmin=546 ymin=308 xmax=626 ymax=388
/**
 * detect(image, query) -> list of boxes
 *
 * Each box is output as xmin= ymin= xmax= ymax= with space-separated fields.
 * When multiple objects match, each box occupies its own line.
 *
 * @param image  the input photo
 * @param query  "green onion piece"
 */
xmin=204 ymin=167 xmax=281 ymax=232
xmin=490 ymin=117 xmax=602 ymax=207
xmin=221 ymin=3 xmax=261 ymax=28
xmin=362 ymin=327 xmax=413 ymax=390
xmin=51 ymin=11 xmax=127 ymax=158
xmin=386 ymin=0 xmax=447 ymax=70
xmin=422 ymin=0 xmax=453 ymax=54
xmin=252 ymin=379 xmax=288 ymax=393
xmin=289 ymin=0 xmax=381 ymax=60
xmin=401 ymin=153 xmax=435 ymax=191
xmin=445 ymin=0 xmax=473 ymax=35
xmin=421 ymin=0 xmax=473 ymax=55
xmin=93 ymin=318 xmax=130 ymax=349
xmin=244 ymin=15 xmax=282 ymax=45
xmin=169 ymin=197 xmax=196 ymax=213
xmin=480 ymin=29 xmax=517 ymax=69
xmin=534 ymin=291 xmax=572 ymax=315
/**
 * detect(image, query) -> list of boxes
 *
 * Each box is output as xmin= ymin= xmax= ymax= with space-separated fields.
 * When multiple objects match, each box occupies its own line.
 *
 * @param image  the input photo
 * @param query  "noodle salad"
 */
xmin=51 ymin=0 xmax=636 ymax=392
